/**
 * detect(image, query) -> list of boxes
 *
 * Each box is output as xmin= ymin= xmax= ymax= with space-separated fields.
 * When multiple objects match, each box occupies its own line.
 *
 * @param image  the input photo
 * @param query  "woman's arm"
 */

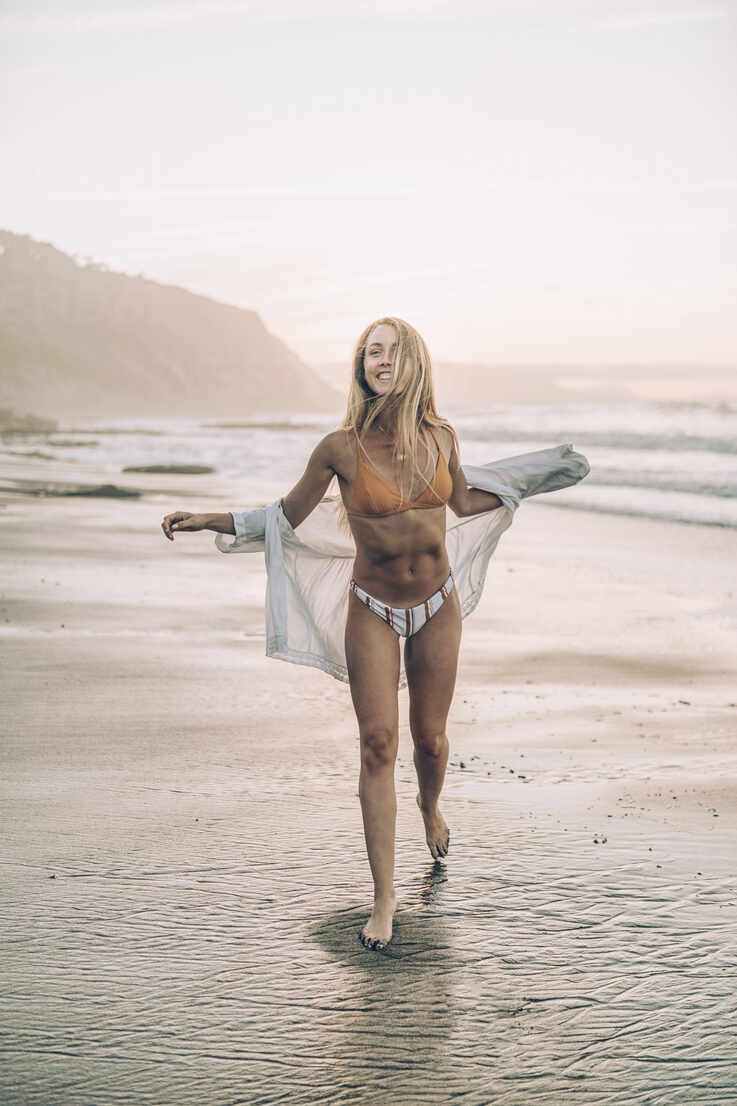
xmin=280 ymin=430 xmax=345 ymax=529
xmin=445 ymin=429 xmax=503 ymax=517
xmin=462 ymin=487 xmax=504 ymax=515
xmin=161 ymin=511 xmax=235 ymax=540
xmin=162 ymin=431 xmax=344 ymax=541
xmin=204 ymin=513 xmax=237 ymax=534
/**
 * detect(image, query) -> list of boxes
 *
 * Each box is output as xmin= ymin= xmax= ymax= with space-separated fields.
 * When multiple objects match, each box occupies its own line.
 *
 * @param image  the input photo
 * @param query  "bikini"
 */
xmin=346 ymin=426 xmax=455 ymax=638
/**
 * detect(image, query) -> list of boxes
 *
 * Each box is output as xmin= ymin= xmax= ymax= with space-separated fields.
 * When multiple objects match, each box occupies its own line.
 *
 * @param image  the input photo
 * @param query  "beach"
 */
xmin=1 ymin=451 xmax=736 ymax=1105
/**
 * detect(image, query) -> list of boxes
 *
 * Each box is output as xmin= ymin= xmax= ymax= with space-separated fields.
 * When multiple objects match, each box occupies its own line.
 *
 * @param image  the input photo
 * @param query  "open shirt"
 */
xmin=216 ymin=442 xmax=590 ymax=687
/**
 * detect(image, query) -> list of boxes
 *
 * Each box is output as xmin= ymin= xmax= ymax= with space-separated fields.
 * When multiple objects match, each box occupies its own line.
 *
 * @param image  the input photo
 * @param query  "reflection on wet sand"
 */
xmin=309 ymin=863 xmax=457 ymax=1091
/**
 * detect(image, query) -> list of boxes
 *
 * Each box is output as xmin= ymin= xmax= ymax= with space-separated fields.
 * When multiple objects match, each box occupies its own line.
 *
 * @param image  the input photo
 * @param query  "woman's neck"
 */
xmin=373 ymin=411 xmax=399 ymax=436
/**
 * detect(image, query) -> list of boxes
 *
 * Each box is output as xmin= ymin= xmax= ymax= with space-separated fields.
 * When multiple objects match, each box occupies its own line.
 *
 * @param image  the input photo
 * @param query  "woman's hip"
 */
xmin=348 ymin=570 xmax=454 ymax=639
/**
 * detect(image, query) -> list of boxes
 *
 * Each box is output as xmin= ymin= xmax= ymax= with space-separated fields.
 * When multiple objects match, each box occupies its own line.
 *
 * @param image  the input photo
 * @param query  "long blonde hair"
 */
xmin=332 ymin=316 xmax=459 ymax=533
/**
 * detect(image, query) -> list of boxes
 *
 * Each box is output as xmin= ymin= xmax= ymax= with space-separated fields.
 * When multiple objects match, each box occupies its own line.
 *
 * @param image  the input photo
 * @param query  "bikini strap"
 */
xmin=426 ymin=425 xmax=447 ymax=465
xmin=353 ymin=427 xmax=373 ymax=464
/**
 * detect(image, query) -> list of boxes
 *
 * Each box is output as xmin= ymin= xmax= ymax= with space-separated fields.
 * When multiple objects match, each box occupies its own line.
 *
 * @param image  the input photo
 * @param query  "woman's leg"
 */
xmin=404 ymin=585 xmax=462 ymax=859
xmin=345 ymin=589 xmax=401 ymax=948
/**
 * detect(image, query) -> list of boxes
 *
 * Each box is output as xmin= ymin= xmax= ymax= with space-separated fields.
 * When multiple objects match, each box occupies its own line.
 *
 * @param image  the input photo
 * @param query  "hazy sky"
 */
xmin=2 ymin=0 xmax=736 ymax=366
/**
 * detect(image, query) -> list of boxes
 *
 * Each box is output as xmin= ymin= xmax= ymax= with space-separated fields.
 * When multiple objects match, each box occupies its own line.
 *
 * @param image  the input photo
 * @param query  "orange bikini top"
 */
xmin=346 ymin=426 xmax=453 ymax=518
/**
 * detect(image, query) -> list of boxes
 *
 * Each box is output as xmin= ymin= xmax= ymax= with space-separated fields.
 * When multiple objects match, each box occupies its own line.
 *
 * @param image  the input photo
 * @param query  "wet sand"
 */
xmin=1 ymin=453 xmax=736 ymax=1105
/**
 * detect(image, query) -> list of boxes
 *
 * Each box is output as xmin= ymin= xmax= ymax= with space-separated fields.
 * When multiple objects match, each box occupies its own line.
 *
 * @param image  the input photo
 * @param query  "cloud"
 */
xmin=3 ymin=0 xmax=733 ymax=35
xmin=3 ymin=174 xmax=734 ymax=205
xmin=0 ymin=0 xmax=451 ymax=34
xmin=592 ymin=5 xmax=730 ymax=31
xmin=253 ymin=258 xmax=497 ymax=311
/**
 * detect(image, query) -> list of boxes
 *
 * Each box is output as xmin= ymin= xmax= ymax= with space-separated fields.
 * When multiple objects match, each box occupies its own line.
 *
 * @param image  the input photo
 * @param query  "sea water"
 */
xmin=6 ymin=397 xmax=737 ymax=529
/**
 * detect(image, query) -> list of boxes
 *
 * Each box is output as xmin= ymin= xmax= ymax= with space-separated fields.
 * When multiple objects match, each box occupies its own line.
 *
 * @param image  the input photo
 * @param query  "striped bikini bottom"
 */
xmin=349 ymin=571 xmax=454 ymax=638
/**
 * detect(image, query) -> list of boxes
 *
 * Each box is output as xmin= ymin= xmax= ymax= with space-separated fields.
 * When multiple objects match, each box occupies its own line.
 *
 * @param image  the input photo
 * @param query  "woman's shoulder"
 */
xmin=320 ymin=428 xmax=356 ymax=471
xmin=320 ymin=427 xmax=353 ymax=447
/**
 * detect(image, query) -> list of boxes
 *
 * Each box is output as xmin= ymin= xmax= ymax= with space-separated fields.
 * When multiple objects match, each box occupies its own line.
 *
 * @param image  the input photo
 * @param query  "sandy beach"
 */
xmin=1 ymin=451 xmax=736 ymax=1105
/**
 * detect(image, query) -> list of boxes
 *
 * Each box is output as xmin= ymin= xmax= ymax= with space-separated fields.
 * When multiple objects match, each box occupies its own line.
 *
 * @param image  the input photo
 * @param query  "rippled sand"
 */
xmin=1 ymin=465 xmax=736 ymax=1105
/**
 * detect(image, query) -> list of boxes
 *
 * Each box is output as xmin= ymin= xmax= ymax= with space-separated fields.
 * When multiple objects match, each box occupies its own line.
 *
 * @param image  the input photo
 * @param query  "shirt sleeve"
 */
xmin=214 ymin=506 xmax=267 ymax=553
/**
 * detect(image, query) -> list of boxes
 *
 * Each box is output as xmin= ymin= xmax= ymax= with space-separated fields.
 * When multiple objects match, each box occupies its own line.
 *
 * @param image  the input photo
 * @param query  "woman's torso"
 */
xmin=334 ymin=424 xmax=453 ymax=606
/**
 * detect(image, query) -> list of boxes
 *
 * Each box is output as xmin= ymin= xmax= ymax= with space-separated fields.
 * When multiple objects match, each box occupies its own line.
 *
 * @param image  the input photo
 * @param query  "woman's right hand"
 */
xmin=161 ymin=511 xmax=206 ymax=541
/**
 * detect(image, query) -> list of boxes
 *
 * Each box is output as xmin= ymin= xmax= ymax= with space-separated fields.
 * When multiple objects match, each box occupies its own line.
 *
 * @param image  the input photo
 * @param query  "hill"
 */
xmin=0 ymin=230 xmax=342 ymax=418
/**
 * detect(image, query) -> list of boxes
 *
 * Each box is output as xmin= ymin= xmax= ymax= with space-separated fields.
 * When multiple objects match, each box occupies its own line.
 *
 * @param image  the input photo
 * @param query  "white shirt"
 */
xmin=216 ymin=442 xmax=590 ymax=687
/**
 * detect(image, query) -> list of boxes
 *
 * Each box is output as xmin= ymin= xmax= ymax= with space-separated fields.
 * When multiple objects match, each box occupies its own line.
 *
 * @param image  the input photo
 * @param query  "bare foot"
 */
xmin=416 ymin=793 xmax=450 ymax=859
xmin=359 ymin=894 xmax=398 ymax=951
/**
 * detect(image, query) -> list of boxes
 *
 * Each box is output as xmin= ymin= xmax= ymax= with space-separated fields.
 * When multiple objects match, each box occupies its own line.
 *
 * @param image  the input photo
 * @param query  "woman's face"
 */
xmin=362 ymin=324 xmax=397 ymax=396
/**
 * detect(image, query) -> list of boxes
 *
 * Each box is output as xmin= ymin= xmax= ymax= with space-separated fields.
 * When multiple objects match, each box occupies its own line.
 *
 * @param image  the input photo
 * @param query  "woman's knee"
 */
xmin=360 ymin=727 xmax=398 ymax=772
xmin=411 ymin=728 xmax=447 ymax=758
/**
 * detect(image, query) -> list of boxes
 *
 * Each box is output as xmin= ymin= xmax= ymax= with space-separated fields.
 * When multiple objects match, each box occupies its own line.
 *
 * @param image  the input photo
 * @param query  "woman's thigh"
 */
xmin=345 ymin=589 xmax=401 ymax=738
xmin=404 ymin=585 xmax=462 ymax=735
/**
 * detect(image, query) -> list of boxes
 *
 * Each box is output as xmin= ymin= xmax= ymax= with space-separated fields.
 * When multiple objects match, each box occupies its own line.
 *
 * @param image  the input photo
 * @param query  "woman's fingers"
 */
xmin=161 ymin=511 xmax=192 ymax=540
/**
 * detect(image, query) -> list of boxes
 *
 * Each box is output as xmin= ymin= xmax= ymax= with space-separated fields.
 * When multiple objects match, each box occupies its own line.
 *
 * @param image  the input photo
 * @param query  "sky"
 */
xmin=2 ymin=0 xmax=736 ymax=367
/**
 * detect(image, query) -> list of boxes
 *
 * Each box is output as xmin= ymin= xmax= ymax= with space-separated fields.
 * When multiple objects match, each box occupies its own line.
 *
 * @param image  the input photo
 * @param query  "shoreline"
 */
xmin=2 ymin=446 xmax=736 ymax=533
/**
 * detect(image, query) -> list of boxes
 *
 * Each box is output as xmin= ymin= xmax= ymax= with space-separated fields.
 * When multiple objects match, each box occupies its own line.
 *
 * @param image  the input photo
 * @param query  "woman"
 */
xmin=162 ymin=316 xmax=590 ymax=952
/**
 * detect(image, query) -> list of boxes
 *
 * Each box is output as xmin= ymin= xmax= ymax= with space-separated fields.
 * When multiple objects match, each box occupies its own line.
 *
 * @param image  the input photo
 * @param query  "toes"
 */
xmin=358 ymin=930 xmax=391 ymax=952
xmin=430 ymin=833 xmax=451 ymax=858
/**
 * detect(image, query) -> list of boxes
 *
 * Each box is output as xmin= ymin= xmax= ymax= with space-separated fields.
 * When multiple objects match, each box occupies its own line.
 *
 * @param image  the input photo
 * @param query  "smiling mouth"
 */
xmin=376 ymin=372 xmax=392 ymax=380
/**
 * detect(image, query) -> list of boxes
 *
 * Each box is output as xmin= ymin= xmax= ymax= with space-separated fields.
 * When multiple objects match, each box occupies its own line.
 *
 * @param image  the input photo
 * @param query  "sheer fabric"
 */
xmin=215 ymin=443 xmax=590 ymax=687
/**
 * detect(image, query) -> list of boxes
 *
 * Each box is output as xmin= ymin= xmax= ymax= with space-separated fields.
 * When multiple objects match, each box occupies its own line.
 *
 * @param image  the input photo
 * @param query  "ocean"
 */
xmin=7 ymin=397 xmax=737 ymax=529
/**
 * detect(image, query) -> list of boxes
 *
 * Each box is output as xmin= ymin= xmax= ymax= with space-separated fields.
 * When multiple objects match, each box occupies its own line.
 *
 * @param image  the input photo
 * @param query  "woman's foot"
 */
xmin=416 ymin=793 xmax=450 ymax=859
xmin=359 ymin=894 xmax=398 ymax=951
